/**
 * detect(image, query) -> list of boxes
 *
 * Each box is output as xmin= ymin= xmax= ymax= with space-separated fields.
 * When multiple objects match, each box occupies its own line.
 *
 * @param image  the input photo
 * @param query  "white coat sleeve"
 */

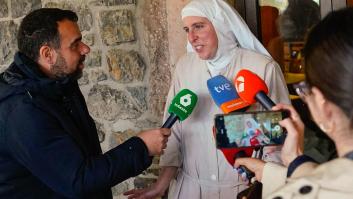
xmin=262 ymin=162 xmax=288 ymax=197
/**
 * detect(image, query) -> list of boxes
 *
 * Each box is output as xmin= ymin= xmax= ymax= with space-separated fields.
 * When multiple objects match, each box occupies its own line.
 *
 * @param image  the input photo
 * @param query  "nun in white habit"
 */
xmin=124 ymin=0 xmax=290 ymax=198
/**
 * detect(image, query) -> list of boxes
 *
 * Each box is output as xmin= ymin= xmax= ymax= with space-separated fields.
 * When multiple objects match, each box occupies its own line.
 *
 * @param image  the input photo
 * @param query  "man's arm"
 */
xmin=6 ymin=104 xmax=166 ymax=198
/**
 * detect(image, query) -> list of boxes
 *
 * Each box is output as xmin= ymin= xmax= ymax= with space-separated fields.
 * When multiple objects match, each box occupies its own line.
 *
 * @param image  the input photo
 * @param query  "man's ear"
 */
xmin=37 ymin=45 xmax=57 ymax=77
xmin=38 ymin=45 xmax=56 ymax=66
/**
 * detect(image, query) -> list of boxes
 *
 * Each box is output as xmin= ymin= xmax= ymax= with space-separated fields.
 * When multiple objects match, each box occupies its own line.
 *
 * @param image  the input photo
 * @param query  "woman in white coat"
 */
xmin=124 ymin=0 xmax=290 ymax=198
xmin=236 ymin=7 xmax=353 ymax=199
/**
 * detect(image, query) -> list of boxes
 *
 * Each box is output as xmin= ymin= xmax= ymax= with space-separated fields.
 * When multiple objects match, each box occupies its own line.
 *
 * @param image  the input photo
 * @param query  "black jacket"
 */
xmin=0 ymin=52 xmax=152 ymax=199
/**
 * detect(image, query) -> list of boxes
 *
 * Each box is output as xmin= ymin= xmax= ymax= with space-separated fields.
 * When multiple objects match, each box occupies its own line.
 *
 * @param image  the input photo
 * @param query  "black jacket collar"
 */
xmin=1 ymin=52 xmax=78 ymax=100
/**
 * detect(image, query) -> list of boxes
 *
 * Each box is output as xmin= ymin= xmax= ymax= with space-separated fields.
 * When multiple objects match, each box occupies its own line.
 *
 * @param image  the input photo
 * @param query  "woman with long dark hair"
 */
xmin=236 ymin=7 xmax=353 ymax=198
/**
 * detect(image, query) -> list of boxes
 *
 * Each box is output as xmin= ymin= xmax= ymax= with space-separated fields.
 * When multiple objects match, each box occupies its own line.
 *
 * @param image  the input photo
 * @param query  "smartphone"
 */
xmin=214 ymin=110 xmax=289 ymax=149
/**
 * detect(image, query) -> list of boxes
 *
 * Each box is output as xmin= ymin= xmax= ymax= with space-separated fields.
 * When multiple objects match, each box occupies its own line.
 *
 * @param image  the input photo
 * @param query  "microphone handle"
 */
xmin=162 ymin=113 xmax=179 ymax=128
xmin=255 ymin=91 xmax=276 ymax=110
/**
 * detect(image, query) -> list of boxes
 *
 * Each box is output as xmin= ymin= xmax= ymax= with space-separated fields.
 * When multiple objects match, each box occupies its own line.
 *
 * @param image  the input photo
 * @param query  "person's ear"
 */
xmin=311 ymin=87 xmax=334 ymax=131
xmin=311 ymin=87 xmax=325 ymax=107
xmin=37 ymin=45 xmax=57 ymax=77
xmin=38 ymin=45 xmax=56 ymax=66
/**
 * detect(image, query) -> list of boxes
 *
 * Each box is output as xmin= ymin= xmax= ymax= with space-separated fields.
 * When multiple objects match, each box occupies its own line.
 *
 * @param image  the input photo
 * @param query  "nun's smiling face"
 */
xmin=183 ymin=16 xmax=218 ymax=60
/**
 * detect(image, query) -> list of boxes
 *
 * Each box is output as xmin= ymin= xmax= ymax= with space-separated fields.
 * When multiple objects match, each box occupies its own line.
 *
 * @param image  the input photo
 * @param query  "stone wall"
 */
xmin=166 ymin=0 xmax=189 ymax=69
xmin=0 ymin=0 xmax=172 ymax=198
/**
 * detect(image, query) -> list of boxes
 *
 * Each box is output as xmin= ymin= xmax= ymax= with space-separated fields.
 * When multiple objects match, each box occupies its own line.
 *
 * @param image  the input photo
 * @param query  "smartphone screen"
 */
xmin=215 ymin=111 xmax=288 ymax=149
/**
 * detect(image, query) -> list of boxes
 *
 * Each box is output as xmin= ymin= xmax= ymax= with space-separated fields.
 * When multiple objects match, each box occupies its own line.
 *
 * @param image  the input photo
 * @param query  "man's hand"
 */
xmin=137 ymin=128 xmax=171 ymax=156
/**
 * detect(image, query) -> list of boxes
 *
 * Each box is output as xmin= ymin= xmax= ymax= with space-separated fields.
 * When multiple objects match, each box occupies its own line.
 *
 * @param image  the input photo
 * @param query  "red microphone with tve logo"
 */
xmin=234 ymin=69 xmax=276 ymax=110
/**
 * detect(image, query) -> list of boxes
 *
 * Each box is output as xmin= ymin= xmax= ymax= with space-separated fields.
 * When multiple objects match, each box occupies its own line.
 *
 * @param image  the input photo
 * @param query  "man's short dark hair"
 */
xmin=17 ymin=8 xmax=78 ymax=61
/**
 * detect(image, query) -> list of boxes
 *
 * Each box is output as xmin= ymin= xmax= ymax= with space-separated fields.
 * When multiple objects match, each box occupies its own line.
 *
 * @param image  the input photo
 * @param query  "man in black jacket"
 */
xmin=0 ymin=8 xmax=170 ymax=198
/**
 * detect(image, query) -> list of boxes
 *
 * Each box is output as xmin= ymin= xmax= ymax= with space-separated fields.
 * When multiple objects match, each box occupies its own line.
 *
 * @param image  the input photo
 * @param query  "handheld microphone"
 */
xmin=234 ymin=69 xmax=276 ymax=110
xmin=207 ymin=75 xmax=250 ymax=113
xmin=207 ymin=75 xmax=254 ymax=176
xmin=162 ymin=89 xmax=198 ymax=128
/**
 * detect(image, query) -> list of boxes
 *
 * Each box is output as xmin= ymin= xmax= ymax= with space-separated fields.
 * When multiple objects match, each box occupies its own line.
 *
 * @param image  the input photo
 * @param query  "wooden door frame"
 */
xmin=235 ymin=0 xmax=261 ymax=39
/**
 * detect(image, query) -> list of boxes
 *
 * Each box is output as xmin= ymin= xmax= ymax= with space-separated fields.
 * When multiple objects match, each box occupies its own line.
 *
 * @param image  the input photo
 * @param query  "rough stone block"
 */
xmin=135 ymin=118 xmax=161 ymax=129
xmin=0 ymin=0 xmax=8 ymax=18
xmin=110 ymin=129 xmax=136 ymax=147
xmin=90 ymin=69 xmax=108 ymax=83
xmin=133 ymin=177 xmax=157 ymax=189
xmin=45 ymin=2 xmax=93 ymax=31
xmin=11 ymin=0 xmax=41 ymax=18
xmin=142 ymin=0 xmax=171 ymax=118
xmin=83 ymin=33 xmax=95 ymax=46
xmin=152 ymin=156 xmax=160 ymax=165
xmin=87 ymin=84 xmax=141 ymax=121
xmin=78 ymin=71 xmax=89 ymax=85
xmin=85 ymin=49 xmax=102 ymax=68
xmin=127 ymin=86 xmax=147 ymax=111
xmin=107 ymin=49 xmax=145 ymax=83
xmin=146 ymin=165 xmax=160 ymax=176
xmin=94 ymin=121 xmax=106 ymax=143
xmin=0 ymin=65 xmax=7 ymax=73
xmin=99 ymin=10 xmax=135 ymax=45
xmin=111 ymin=181 xmax=130 ymax=196
xmin=0 ymin=21 xmax=17 ymax=65
xmin=90 ymin=0 xmax=135 ymax=6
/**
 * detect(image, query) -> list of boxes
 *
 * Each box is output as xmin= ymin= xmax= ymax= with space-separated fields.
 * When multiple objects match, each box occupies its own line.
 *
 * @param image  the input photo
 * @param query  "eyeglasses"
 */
xmin=293 ymin=81 xmax=311 ymax=102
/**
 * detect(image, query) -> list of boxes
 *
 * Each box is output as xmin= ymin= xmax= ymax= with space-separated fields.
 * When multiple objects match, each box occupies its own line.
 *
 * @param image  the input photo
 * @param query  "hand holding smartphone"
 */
xmin=215 ymin=110 xmax=289 ymax=149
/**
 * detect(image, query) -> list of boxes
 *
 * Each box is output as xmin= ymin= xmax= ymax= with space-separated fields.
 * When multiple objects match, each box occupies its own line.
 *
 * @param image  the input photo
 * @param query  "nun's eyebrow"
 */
xmin=183 ymin=22 xmax=205 ymax=32
xmin=191 ymin=22 xmax=206 ymax=27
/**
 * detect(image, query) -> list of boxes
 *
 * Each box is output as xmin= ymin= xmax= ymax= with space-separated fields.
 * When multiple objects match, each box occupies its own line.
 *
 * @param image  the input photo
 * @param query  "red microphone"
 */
xmin=234 ymin=69 xmax=276 ymax=110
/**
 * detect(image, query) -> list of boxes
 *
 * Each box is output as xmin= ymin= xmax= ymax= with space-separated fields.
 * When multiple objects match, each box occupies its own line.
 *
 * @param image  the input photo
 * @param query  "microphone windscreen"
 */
xmin=234 ymin=69 xmax=269 ymax=104
xmin=168 ymin=89 xmax=198 ymax=121
xmin=207 ymin=75 xmax=249 ymax=113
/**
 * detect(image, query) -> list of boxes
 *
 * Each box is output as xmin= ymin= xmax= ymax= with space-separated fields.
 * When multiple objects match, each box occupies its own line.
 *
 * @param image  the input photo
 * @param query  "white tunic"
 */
xmin=160 ymin=48 xmax=290 ymax=199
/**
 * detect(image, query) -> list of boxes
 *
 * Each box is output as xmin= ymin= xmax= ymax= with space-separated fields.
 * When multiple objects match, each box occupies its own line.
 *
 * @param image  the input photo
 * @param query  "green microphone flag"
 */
xmin=162 ymin=89 xmax=198 ymax=128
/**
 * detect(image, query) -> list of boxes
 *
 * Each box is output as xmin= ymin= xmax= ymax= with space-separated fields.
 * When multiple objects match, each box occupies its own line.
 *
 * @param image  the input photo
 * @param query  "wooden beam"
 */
xmin=235 ymin=0 xmax=246 ymax=21
xmin=245 ymin=0 xmax=261 ymax=39
xmin=332 ymin=0 xmax=347 ymax=10
xmin=320 ymin=0 xmax=333 ymax=18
